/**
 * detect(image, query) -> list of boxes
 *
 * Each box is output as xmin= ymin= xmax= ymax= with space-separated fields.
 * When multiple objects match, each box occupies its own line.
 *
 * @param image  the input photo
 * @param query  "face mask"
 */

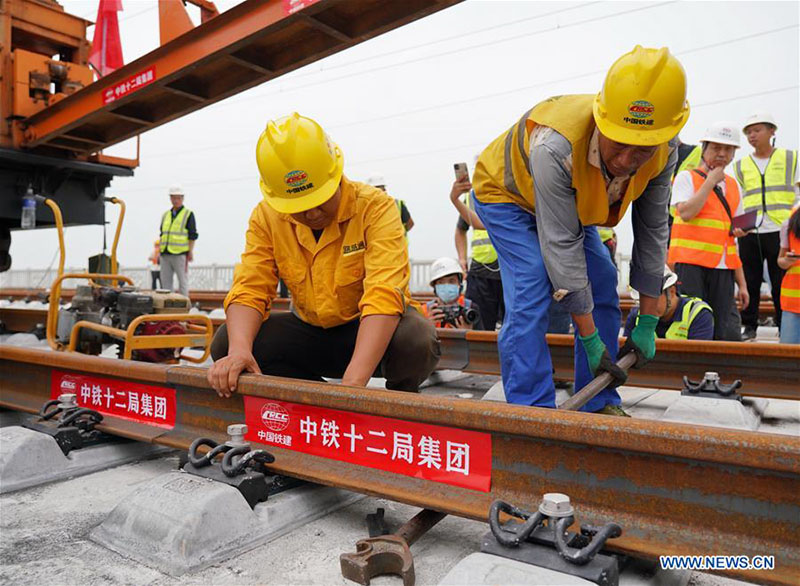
xmin=435 ymin=283 xmax=460 ymax=304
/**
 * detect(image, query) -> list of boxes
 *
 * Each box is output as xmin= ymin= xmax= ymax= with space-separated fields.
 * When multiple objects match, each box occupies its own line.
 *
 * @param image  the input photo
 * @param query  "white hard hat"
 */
xmin=366 ymin=174 xmax=386 ymax=188
xmin=168 ymin=185 xmax=185 ymax=196
xmin=630 ymin=265 xmax=678 ymax=301
xmin=742 ymin=112 xmax=777 ymax=132
xmin=429 ymin=257 xmax=463 ymax=285
xmin=700 ymin=122 xmax=740 ymax=148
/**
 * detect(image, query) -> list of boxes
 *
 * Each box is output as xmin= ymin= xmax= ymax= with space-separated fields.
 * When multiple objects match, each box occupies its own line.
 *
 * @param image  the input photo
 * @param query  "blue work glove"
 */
xmin=620 ymin=314 xmax=658 ymax=368
xmin=578 ymin=330 xmax=627 ymax=387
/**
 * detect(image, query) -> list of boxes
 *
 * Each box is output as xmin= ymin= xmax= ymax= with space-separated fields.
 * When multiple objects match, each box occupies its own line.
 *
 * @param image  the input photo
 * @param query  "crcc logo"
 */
xmin=261 ymin=403 xmax=290 ymax=432
xmin=60 ymin=378 xmax=77 ymax=391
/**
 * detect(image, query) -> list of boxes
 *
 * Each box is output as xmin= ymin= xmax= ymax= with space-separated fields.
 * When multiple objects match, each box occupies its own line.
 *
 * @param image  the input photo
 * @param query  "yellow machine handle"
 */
xmin=104 ymin=196 xmax=126 ymax=284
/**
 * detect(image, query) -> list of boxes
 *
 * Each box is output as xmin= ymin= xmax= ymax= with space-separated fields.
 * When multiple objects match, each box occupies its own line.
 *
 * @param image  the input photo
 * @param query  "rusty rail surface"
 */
xmin=3 ymin=307 xmax=798 ymax=399
xmin=0 ymin=288 xmax=776 ymax=317
xmin=0 ymin=345 xmax=798 ymax=584
xmin=438 ymin=330 xmax=800 ymax=401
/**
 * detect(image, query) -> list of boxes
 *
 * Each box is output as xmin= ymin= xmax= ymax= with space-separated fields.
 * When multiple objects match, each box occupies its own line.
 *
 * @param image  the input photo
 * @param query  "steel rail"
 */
xmin=1 ymin=345 xmax=798 ymax=585
xmin=438 ymin=330 xmax=800 ymax=401
xmin=0 ymin=288 xmax=776 ymax=316
xmin=2 ymin=307 xmax=798 ymax=399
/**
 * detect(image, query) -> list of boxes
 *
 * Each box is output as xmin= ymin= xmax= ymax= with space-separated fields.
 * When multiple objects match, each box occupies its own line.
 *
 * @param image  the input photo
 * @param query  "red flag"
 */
xmin=88 ymin=0 xmax=124 ymax=77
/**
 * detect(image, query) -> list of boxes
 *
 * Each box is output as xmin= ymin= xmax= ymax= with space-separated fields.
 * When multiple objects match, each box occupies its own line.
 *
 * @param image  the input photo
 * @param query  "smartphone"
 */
xmin=454 ymin=162 xmax=469 ymax=182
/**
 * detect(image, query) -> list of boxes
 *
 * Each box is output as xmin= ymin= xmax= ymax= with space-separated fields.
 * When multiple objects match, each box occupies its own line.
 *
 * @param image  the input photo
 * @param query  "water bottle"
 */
xmin=21 ymin=189 xmax=36 ymax=229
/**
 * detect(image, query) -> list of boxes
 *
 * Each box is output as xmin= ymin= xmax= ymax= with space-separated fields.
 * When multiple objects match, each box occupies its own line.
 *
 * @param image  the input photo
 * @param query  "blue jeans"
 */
xmin=780 ymin=311 xmax=800 ymax=344
xmin=473 ymin=199 xmax=621 ymax=411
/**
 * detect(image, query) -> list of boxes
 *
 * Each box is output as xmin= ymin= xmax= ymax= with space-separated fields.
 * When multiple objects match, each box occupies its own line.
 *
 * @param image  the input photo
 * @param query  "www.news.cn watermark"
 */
xmin=660 ymin=555 xmax=775 ymax=571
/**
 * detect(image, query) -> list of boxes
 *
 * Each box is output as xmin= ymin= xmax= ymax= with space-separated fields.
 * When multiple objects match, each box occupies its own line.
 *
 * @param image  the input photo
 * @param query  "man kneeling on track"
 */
xmin=208 ymin=113 xmax=440 ymax=397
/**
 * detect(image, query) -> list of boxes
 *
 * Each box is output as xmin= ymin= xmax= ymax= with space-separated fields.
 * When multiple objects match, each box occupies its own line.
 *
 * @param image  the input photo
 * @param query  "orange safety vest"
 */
xmin=781 ymin=230 xmax=800 ymax=314
xmin=668 ymin=170 xmax=742 ymax=269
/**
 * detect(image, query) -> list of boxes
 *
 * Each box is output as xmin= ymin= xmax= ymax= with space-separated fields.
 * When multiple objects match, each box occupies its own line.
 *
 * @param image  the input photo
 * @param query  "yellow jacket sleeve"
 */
xmin=224 ymin=203 xmax=278 ymax=318
xmin=359 ymin=194 xmax=410 ymax=318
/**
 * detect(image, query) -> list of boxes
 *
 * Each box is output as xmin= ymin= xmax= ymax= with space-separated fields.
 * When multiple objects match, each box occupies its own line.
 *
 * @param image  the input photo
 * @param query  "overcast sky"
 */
xmin=4 ymin=0 xmax=798 ymax=278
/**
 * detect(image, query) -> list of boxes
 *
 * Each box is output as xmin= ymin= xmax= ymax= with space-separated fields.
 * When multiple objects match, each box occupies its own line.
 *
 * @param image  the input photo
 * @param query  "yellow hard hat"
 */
xmin=593 ymin=46 xmax=690 ymax=146
xmin=255 ymin=112 xmax=344 ymax=214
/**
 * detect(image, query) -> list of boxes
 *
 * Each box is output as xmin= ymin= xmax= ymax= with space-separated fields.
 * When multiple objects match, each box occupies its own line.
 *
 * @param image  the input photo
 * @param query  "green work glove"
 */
xmin=621 ymin=314 xmax=659 ymax=368
xmin=578 ymin=330 xmax=627 ymax=387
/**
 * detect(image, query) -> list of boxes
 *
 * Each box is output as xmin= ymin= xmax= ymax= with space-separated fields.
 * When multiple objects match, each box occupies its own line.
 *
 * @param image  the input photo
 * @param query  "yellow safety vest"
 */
xmin=675 ymin=144 xmax=702 ymax=177
xmin=473 ymin=94 xmax=670 ymax=227
xmin=597 ymin=227 xmax=616 ymax=243
xmin=395 ymin=199 xmax=408 ymax=235
xmin=466 ymin=192 xmax=498 ymax=264
xmin=665 ymin=297 xmax=712 ymax=340
xmin=160 ymin=207 xmax=192 ymax=254
xmin=733 ymin=149 xmax=798 ymax=226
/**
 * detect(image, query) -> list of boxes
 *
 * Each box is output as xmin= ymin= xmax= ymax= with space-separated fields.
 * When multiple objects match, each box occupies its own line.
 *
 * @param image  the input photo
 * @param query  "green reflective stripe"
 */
xmin=670 ymin=238 xmax=723 ymax=254
xmin=783 ymin=289 xmax=800 ymax=298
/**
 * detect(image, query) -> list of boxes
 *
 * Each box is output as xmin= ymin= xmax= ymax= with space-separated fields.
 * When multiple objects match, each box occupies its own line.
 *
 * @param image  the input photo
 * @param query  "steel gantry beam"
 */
xmin=1 ymin=345 xmax=799 ymax=585
xmin=17 ymin=0 xmax=462 ymax=154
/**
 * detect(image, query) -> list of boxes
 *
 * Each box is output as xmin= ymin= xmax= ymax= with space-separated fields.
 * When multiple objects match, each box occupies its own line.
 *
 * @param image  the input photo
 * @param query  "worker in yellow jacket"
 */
xmin=208 ymin=113 xmax=440 ymax=396
xmin=470 ymin=46 xmax=688 ymax=415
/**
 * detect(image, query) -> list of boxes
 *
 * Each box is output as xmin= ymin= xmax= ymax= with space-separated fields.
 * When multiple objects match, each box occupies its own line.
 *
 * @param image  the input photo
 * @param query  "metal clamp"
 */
xmin=187 ymin=424 xmax=275 ymax=477
xmin=682 ymin=372 xmax=742 ymax=400
xmin=183 ymin=424 xmax=281 ymax=508
xmin=24 ymin=393 xmax=109 ymax=455
xmin=489 ymin=494 xmax=621 ymax=567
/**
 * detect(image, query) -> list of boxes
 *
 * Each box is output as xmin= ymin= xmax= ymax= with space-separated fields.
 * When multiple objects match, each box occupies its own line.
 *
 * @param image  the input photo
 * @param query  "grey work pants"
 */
xmin=211 ymin=308 xmax=441 ymax=392
xmin=160 ymin=253 xmax=189 ymax=296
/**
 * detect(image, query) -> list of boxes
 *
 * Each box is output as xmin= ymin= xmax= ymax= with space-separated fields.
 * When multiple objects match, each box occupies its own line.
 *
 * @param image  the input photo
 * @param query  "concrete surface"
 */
xmin=439 ymin=553 xmax=692 ymax=586
xmin=439 ymin=552 xmax=594 ymax=585
xmin=0 ymin=454 xmax=486 ymax=585
xmin=0 ymin=425 xmax=172 ymax=494
xmin=661 ymin=396 xmax=767 ymax=431
xmin=92 ymin=470 xmax=364 ymax=576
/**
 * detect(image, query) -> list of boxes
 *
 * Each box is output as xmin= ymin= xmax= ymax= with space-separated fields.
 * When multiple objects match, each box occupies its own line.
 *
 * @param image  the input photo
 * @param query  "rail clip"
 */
xmin=483 ymin=494 xmax=622 ymax=586
xmin=682 ymin=371 xmax=743 ymax=400
xmin=22 ymin=393 xmax=111 ymax=455
xmin=182 ymin=424 xmax=299 ymax=508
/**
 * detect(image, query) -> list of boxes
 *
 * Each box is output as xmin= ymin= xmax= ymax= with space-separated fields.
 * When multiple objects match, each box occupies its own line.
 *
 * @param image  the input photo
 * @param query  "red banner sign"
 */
xmin=51 ymin=370 xmax=176 ymax=429
xmin=244 ymin=397 xmax=491 ymax=492
xmin=102 ymin=66 xmax=156 ymax=105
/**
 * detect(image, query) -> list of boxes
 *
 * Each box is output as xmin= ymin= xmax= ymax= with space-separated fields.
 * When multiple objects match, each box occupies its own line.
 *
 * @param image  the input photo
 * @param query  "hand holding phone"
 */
xmin=454 ymin=162 xmax=469 ymax=182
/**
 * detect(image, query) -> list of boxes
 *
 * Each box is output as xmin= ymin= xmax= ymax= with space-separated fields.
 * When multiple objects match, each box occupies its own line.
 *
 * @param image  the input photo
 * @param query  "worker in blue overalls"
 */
xmin=471 ymin=46 xmax=689 ymax=416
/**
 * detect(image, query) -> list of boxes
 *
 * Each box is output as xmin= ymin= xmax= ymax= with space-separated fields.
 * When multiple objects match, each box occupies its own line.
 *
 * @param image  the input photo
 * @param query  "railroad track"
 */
xmin=2 ymin=306 xmax=798 ymax=400
xmin=0 ymin=288 xmax=778 ymax=317
xmin=0 ymin=344 xmax=797 ymax=585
